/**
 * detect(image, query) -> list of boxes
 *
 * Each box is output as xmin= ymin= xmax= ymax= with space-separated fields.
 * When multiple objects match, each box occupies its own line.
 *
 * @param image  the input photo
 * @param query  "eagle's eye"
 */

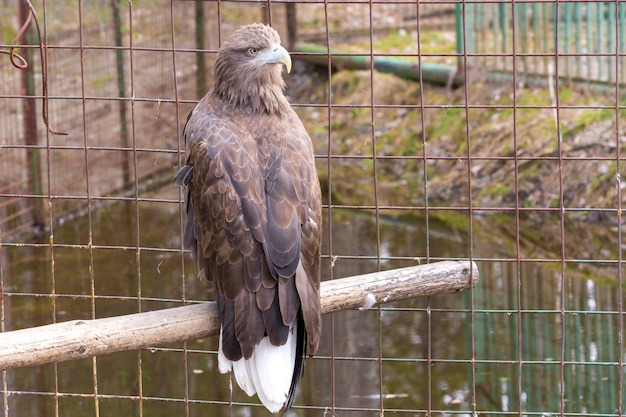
xmin=248 ymin=48 xmax=259 ymax=56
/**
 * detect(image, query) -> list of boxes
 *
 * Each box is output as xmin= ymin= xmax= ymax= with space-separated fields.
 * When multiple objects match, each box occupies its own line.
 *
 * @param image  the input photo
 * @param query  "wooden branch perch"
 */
xmin=0 ymin=260 xmax=478 ymax=370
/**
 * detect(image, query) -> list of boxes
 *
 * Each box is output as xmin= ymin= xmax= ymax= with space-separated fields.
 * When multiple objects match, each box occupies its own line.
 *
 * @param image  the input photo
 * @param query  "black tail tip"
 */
xmin=283 ymin=311 xmax=307 ymax=415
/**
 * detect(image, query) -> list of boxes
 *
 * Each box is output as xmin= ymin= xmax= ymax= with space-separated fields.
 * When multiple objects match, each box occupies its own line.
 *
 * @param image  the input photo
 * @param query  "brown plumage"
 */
xmin=175 ymin=23 xmax=322 ymax=413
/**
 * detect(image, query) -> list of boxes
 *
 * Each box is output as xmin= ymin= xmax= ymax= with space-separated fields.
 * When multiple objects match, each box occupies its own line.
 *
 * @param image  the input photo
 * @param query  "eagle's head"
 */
xmin=213 ymin=23 xmax=292 ymax=115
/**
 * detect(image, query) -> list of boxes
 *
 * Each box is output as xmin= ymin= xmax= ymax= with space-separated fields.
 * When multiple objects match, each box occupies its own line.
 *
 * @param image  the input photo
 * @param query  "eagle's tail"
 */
xmin=285 ymin=310 xmax=306 ymax=412
xmin=218 ymin=313 xmax=306 ymax=414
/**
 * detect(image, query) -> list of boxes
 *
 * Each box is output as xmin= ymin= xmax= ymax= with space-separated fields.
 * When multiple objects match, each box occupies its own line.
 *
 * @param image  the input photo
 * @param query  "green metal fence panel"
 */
xmin=456 ymin=2 xmax=626 ymax=85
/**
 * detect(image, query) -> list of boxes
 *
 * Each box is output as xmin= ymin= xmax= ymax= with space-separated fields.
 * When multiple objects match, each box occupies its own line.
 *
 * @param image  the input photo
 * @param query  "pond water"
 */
xmin=1 ymin=185 xmax=623 ymax=417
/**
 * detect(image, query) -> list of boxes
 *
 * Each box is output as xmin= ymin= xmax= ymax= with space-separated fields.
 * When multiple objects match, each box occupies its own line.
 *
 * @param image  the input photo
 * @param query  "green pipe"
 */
xmin=293 ymin=43 xmax=462 ymax=88
xmin=293 ymin=43 xmax=370 ymax=70
xmin=374 ymin=58 xmax=460 ymax=87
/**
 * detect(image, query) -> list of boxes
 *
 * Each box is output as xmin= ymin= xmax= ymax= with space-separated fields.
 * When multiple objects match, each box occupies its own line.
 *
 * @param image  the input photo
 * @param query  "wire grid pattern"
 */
xmin=0 ymin=1 xmax=624 ymax=416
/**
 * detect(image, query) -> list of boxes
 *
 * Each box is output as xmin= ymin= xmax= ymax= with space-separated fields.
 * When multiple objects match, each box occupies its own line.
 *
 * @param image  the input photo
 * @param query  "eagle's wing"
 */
xmin=176 ymin=97 xmax=321 ymax=360
xmin=278 ymin=108 xmax=322 ymax=355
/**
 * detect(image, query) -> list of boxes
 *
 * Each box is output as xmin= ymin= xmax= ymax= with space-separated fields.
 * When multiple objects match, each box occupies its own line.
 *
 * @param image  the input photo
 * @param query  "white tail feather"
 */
xmin=218 ymin=323 xmax=298 ymax=413
xmin=218 ymin=328 xmax=256 ymax=396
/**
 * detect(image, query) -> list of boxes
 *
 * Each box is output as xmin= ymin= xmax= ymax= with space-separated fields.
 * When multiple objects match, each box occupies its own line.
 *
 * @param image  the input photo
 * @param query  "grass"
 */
xmin=589 ymin=163 xmax=617 ymax=194
xmin=426 ymin=107 xmax=466 ymax=141
xmin=335 ymin=29 xmax=457 ymax=66
xmin=478 ymin=182 xmax=511 ymax=200
xmin=91 ymin=74 xmax=115 ymax=91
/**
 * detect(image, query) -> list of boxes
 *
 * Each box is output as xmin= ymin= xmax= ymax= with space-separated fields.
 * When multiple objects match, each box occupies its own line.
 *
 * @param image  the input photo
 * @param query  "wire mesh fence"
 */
xmin=0 ymin=0 xmax=624 ymax=416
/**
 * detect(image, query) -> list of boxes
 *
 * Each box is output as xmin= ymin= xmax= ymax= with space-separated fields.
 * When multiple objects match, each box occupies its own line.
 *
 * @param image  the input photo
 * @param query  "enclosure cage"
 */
xmin=0 ymin=0 xmax=625 ymax=416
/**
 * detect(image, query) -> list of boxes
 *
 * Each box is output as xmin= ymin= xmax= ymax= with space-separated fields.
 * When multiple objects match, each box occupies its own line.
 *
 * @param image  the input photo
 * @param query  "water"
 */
xmin=1 ymin=187 xmax=623 ymax=416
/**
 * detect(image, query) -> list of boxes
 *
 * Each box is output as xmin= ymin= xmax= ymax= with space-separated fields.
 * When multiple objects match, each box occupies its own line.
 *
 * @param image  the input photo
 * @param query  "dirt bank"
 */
xmin=289 ymin=63 xmax=624 ymax=280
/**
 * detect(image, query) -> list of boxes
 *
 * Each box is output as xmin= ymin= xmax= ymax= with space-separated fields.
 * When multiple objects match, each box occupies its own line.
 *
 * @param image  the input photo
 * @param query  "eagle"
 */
xmin=175 ymin=23 xmax=322 ymax=414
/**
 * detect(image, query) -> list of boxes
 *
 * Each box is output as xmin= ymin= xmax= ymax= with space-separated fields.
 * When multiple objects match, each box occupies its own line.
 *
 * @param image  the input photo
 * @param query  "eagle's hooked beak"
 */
xmin=259 ymin=44 xmax=292 ymax=74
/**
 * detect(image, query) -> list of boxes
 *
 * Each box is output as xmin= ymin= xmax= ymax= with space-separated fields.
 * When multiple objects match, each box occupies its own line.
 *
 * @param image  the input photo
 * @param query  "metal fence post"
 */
xmin=454 ymin=3 xmax=466 ymax=78
xmin=111 ymin=0 xmax=131 ymax=188
xmin=19 ymin=0 xmax=43 ymax=230
xmin=195 ymin=1 xmax=206 ymax=97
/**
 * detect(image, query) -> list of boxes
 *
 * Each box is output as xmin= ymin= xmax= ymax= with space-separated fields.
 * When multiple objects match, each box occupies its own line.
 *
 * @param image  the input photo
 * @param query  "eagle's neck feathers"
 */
xmin=213 ymin=55 xmax=290 ymax=116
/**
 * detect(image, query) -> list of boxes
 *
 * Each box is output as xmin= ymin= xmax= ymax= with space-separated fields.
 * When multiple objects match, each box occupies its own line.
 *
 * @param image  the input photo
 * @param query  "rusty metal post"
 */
xmin=19 ymin=0 xmax=44 ymax=229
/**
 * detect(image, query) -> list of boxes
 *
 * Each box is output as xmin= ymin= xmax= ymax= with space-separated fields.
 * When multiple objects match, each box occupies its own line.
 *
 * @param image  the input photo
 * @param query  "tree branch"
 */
xmin=0 ymin=260 xmax=478 ymax=370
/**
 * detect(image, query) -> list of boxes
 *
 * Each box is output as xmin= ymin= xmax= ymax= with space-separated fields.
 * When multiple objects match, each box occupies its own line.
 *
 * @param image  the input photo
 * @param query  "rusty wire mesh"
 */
xmin=0 ymin=1 xmax=625 ymax=416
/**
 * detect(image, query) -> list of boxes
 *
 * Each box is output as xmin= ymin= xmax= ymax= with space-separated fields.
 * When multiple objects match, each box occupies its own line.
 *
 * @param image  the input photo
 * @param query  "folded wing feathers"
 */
xmin=262 ymin=295 xmax=290 ymax=346
xmin=234 ymin=290 xmax=266 ymax=359
xmin=295 ymin=261 xmax=321 ymax=354
xmin=178 ymin=83 xmax=321 ymax=413
xmin=278 ymin=275 xmax=299 ymax=327
xmin=217 ymin=293 xmax=242 ymax=361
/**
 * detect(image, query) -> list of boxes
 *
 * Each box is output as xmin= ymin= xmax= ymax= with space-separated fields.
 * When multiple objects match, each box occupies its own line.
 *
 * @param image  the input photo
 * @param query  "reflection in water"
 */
xmin=476 ymin=262 xmax=625 ymax=415
xmin=1 ymin=196 xmax=624 ymax=416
